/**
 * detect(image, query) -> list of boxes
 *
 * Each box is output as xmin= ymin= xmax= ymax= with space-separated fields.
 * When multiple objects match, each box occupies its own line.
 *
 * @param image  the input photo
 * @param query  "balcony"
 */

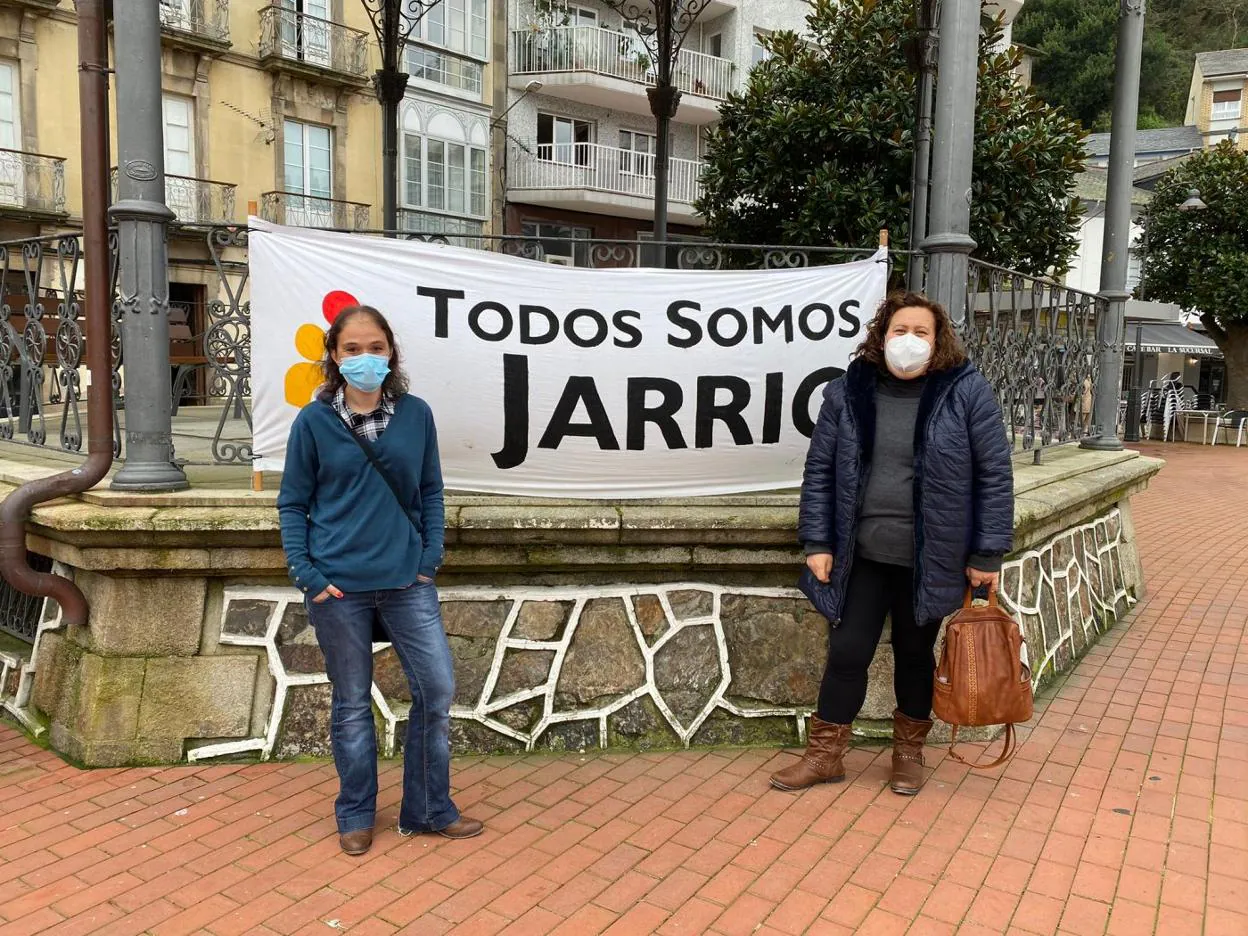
xmin=509 ymin=26 xmax=732 ymax=124
xmin=397 ymin=209 xmax=486 ymax=243
xmin=110 ymin=170 xmax=237 ymax=226
xmin=1 ymin=0 xmax=62 ymax=10
xmin=0 ymin=148 xmax=67 ymax=219
xmin=506 ymin=141 xmax=704 ymax=224
xmin=260 ymin=191 xmax=371 ymax=231
xmin=259 ymin=6 xmax=370 ymax=84
xmin=158 ymin=0 xmax=231 ymax=50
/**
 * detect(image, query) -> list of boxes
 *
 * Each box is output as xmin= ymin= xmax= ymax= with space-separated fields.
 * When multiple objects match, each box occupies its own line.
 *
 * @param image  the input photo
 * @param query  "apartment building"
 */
xmin=1186 ymin=48 xmax=1248 ymax=148
xmin=498 ymin=0 xmax=810 ymax=262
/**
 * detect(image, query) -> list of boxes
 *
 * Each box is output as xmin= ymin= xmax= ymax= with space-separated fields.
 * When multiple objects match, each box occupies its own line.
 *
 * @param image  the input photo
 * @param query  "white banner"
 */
xmin=249 ymin=220 xmax=888 ymax=498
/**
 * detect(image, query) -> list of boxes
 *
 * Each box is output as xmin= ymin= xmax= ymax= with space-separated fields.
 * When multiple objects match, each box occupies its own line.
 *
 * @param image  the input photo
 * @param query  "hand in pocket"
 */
xmin=313 ymin=585 xmax=343 ymax=603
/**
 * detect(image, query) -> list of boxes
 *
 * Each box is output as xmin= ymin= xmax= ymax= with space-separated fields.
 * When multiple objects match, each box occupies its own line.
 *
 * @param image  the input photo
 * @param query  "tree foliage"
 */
xmin=694 ymin=0 xmax=1086 ymax=276
xmin=1015 ymin=0 xmax=1248 ymax=130
xmin=1139 ymin=143 xmax=1248 ymax=405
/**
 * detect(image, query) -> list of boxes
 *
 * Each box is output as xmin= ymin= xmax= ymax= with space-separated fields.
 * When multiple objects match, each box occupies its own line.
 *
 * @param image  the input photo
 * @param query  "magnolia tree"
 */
xmin=1138 ymin=142 xmax=1248 ymax=408
xmin=696 ymin=0 xmax=1087 ymax=276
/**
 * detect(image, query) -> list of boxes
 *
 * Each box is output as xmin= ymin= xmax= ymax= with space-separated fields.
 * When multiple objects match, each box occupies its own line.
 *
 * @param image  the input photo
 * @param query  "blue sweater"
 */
xmin=277 ymin=395 xmax=445 ymax=597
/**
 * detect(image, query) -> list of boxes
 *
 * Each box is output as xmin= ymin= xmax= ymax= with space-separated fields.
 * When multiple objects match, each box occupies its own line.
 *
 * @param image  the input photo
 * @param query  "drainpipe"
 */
xmin=0 ymin=0 xmax=114 ymax=627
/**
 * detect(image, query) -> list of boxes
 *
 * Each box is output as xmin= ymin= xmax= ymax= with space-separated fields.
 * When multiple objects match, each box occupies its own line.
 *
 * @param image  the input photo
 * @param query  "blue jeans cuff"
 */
xmin=338 ymin=814 xmax=376 ymax=835
xmin=401 ymin=804 xmax=460 ymax=834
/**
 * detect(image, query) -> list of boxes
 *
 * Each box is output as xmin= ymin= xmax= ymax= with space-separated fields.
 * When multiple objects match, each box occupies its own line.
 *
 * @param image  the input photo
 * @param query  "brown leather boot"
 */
xmin=770 ymin=716 xmax=853 ymax=791
xmin=339 ymin=828 xmax=373 ymax=856
xmin=891 ymin=710 xmax=933 ymax=795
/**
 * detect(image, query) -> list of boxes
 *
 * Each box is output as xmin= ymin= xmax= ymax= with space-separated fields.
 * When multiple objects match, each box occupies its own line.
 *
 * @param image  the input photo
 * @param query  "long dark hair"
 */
xmin=855 ymin=291 xmax=967 ymax=373
xmin=321 ymin=305 xmax=410 ymax=399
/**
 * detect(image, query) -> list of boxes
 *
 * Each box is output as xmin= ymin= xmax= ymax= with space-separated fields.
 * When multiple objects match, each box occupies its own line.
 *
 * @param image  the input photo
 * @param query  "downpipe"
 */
xmin=0 ymin=0 xmax=114 ymax=627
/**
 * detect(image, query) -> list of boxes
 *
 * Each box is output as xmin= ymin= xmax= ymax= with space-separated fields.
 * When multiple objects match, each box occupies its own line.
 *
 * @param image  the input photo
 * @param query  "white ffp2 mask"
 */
xmin=885 ymin=333 xmax=933 ymax=374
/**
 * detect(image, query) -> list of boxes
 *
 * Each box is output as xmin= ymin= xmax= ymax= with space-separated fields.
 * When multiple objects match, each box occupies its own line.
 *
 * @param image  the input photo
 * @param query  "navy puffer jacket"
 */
xmin=798 ymin=357 xmax=1014 ymax=626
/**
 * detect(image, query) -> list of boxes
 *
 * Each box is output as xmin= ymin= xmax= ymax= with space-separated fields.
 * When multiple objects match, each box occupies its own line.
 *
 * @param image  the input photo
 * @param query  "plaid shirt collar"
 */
xmin=332 ymin=386 xmax=395 ymax=442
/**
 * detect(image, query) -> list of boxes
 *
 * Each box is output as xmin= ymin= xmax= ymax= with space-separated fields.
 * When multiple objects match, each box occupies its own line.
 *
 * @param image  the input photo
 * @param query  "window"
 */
xmin=538 ymin=113 xmax=593 ymax=165
xmin=420 ymin=0 xmax=488 ymax=59
xmin=619 ymin=130 xmax=655 ymax=176
xmin=0 ymin=61 xmax=18 ymax=151
xmin=163 ymin=94 xmax=196 ymax=221
xmin=402 ymin=132 xmax=487 ymax=218
xmin=521 ymin=221 xmax=593 ymax=267
xmin=405 ymin=45 xmax=484 ymax=95
xmin=284 ymin=119 xmax=333 ymax=225
xmin=569 ymin=5 xmax=597 ymax=26
xmin=1212 ymin=89 xmax=1243 ymax=121
xmin=1126 ymin=247 xmax=1142 ymax=292
xmin=752 ymin=31 xmax=771 ymax=66
xmin=706 ymin=33 xmax=722 ymax=58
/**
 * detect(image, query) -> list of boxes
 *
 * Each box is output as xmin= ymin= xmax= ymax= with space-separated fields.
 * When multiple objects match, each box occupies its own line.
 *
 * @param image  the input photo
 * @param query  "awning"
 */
xmin=1125 ymin=323 xmax=1222 ymax=357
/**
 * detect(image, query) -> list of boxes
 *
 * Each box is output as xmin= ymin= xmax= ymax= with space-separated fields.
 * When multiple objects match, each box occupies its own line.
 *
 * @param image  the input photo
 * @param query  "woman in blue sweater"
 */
xmin=278 ymin=305 xmax=482 ymax=856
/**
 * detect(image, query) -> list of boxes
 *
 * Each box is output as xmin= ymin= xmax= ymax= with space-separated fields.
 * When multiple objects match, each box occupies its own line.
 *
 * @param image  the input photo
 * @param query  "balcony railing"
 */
xmin=158 ymin=0 xmax=230 ymax=45
xmin=397 ymin=209 xmax=486 ymax=242
xmin=109 ymin=170 xmax=236 ymax=226
xmin=0 ymin=148 xmax=67 ymax=216
xmin=510 ymin=26 xmax=733 ymax=100
xmin=258 ymin=6 xmax=370 ymax=80
xmin=508 ymin=141 xmax=704 ymax=206
xmin=260 ymin=191 xmax=371 ymax=231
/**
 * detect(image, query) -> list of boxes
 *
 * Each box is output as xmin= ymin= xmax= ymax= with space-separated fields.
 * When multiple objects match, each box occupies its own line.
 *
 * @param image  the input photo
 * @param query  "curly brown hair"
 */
xmin=855 ymin=291 xmax=967 ymax=373
xmin=321 ymin=305 xmax=411 ymax=399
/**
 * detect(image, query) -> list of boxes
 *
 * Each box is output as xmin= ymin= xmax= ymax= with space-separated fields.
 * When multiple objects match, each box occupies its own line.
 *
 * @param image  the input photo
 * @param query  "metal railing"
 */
xmin=158 ymin=0 xmax=230 ymax=44
xmin=0 ymin=228 xmax=1112 ymax=469
xmin=964 ymin=259 xmax=1105 ymax=458
xmin=507 ymin=140 xmax=704 ymax=206
xmin=0 ymin=149 xmax=67 ymax=216
xmin=0 ymin=550 xmax=50 ymax=643
xmin=109 ymin=170 xmax=237 ymax=226
xmin=510 ymin=26 xmax=734 ymax=99
xmin=258 ymin=5 xmax=370 ymax=79
xmin=397 ymin=209 xmax=486 ymax=245
xmin=259 ymin=192 xmax=371 ymax=231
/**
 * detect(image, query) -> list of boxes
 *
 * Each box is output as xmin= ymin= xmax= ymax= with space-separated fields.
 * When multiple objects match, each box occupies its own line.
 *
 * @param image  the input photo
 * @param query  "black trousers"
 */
xmin=816 ymin=557 xmax=941 ymax=724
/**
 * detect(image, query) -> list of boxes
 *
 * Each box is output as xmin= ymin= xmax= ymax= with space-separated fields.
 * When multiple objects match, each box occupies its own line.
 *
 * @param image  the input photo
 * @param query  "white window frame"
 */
xmin=752 ymin=30 xmax=771 ymax=66
xmin=283 ymin=119 xmax=334 ymax=226
xmin=0 ymin=60 xmax=21 ymax=208
xmin=537 ymin=113 xmax=594 ymax=166
xmin=401 ymin=131 xmax=488 ymax=220
xmin=418 ymin=0 xmax=489 ymax=61
xmin=162 ymin=94 xmax=197 ymax=222
xmin=619 ymin=129 xmax=656 ymax=176
xmin=1211 ymin=94 xmax=1243 ymax=121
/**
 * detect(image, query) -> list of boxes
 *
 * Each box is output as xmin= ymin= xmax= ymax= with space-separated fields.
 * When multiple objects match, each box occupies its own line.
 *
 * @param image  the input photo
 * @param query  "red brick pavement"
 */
xmin=2 ymin=442 xmax=1246 ymax=936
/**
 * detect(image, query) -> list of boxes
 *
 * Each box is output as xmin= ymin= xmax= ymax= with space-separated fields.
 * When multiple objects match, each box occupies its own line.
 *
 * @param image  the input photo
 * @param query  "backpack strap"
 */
xmin=335 ymin=410 xmax=421 ymax=538
xmin=946 ymin=724 xmax=1017 ymax=770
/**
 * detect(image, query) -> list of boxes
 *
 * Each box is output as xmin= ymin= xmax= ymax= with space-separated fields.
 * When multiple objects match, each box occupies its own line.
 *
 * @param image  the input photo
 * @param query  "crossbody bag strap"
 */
xmin=335 ymin=411 xmax=421 ymax=535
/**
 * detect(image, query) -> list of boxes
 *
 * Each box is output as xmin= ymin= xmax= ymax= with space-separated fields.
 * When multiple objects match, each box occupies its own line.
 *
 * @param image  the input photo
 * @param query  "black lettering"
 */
xmin=753 ymin=305 xmax=794 ymax=344
xmin=792 ymin=366 xmax=845 ymax=437
xmin=798 ymin=303 xmax=836 ymax=341
xmin=565 ymin=308 xmax=609 ymax=349
xmin=666 ymin=300 xmax=702 ymax=348
xmin=613 ymin=310 xmax=642 ymax=349
xmin=626 ymin=378 xmax=687 ymax=451
xmin=537 ymin=377 xmax=621 ymax=451
xmin=695 ymin=376 xmax=753 ymax=448
xmin=707 ymin=307 xmax=748 ymax=347
xmin=417 ymin=286 xmax=465 ymax=338
xmin=491 ymin=354 xmax=529 ymax=470
xmin=838 ymin=299 xmax=861 ymax=338
xmin=469 ymin=301 xmax=513 ymax=341
xmin=762 ymin=372 xmax=783 ymax=444
xmin=520 ymin=305 xmax=559 ymax=344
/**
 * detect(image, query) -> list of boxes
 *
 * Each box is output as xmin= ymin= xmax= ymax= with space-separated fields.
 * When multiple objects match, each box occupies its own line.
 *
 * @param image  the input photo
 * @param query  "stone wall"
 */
xmin=0 ymin=447 xmax=1161 ymax=765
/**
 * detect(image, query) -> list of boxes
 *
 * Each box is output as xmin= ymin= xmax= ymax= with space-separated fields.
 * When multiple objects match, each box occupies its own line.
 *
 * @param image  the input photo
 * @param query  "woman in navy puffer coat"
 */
xmin=771 ymin=292 xmax=1014 ymax=797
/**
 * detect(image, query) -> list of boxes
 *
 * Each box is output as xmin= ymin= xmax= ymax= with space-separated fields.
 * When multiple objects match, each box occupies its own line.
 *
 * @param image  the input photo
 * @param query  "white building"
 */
xmin=498 ymin=0 xmax=810 ymax=260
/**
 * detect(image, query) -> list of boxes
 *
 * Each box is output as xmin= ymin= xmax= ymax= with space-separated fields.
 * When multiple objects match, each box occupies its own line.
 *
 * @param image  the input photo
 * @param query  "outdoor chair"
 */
xmin=1211 ymin=409 xmax=1248 ymax=447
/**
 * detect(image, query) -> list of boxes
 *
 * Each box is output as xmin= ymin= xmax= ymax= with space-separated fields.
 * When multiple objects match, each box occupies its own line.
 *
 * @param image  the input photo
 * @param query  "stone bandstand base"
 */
xmin=0 ymin=446 xmax=1161 ymax=766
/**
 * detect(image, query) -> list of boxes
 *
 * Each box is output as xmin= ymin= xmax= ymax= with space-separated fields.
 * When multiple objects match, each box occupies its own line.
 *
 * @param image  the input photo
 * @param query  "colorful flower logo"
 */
xmin=284 ymin=289 xmax=358 ymax=407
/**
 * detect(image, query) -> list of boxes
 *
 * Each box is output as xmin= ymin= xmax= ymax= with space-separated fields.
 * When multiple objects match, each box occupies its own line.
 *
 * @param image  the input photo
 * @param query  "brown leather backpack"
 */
xmin=932 ymin=589 xmax=1034 ymax=769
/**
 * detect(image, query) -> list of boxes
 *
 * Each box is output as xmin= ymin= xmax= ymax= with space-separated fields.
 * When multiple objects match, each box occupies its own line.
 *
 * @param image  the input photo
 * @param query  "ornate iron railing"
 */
xmin=0 ymin=550 xmax=50 ymax=643
xmin=0 ymin=149 xmax=67 ymax=216
xmin=158 ymin=0 xmax=230 ymax=44
xmin=258 ymin=6 xmax=370 ymax=79
xmin=109 ymin=169 xmax=237 ymax=226
xmin=0 ymin=228 xmax=1110 ymax=469
xmin=963 ymin=259 xmax=1105 ymax=459
xmin=260 ymin=192 xmax=372 ymax=231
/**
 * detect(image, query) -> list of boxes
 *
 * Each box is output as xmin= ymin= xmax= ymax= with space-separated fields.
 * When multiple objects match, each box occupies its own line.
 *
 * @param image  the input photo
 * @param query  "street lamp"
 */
xmin=1179 ymin=188 xmax=1207 ymax=211
xmin=360 ymin=0 xmax=447 ymax=233
xmin=598 ymin=0 xmax=714 ymax=264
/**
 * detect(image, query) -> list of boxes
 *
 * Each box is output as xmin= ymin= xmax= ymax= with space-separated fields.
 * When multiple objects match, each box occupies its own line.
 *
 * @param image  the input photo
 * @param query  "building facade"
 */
xmin=1186 ymin=49 xmax=1248 ymax=148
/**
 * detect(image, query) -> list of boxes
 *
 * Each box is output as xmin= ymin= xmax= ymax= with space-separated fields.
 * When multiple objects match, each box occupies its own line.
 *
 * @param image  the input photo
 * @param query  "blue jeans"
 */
xmin=306 ymin=583 xmax=461 ymax=835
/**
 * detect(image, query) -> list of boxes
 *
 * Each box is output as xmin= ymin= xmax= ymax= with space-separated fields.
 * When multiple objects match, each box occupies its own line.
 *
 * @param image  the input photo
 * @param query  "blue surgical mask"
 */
xmin=338 ymin=353 xmax=391 ymax=392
